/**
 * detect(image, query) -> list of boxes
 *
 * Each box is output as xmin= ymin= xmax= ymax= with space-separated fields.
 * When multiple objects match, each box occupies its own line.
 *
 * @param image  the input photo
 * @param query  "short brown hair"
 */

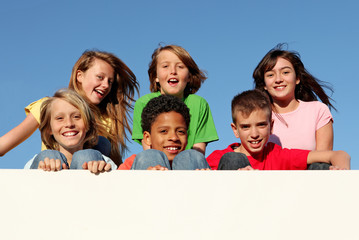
xmin=148 ymin=45 xmax=207 ymax=96
xmin=231 ymin=89 xmax=272 ymax=124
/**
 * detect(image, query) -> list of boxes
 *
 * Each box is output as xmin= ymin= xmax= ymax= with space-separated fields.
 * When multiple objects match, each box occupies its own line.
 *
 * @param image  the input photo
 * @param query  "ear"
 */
xmin=231 ymin=123 xmax=240 ymax=138
xmin=143 ymin=131 xmax=152 ymax=147
xmin=270 ymin=119 xmax=274 ymax=134
xmin=296 ymin=77 xmax=300 ymax=85
xmin=155 ymin=77 xmax=159 ymax=83
xmin=77 ymin=70 xmax=84 ymax=83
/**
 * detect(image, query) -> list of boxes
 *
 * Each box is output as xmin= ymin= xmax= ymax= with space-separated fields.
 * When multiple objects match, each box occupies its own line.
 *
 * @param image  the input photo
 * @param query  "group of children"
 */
xmin=0 ymin=43 xmax=351 ymax=172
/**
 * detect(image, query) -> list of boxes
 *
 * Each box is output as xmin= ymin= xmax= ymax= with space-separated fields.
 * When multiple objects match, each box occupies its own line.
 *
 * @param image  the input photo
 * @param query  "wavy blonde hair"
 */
xmin=40 ymin=89 xmax=98 ymax=151
xmin=68 ymin=50 xmax=139 ymax=165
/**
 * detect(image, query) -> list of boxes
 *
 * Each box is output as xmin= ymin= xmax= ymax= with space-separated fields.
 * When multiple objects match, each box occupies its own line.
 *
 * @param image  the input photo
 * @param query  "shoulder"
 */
xmin=184 ymin=94 xmax=207 ymax=103
xmin=137 ymin=92 xmax=161 ymax=103
xmin=299 ymin=100 xmax=329 ymax=110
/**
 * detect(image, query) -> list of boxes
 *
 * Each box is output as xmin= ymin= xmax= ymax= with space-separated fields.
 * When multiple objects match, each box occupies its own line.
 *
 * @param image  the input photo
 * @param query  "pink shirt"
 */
xmin=269 ymin=100 xmax=333 ymax=150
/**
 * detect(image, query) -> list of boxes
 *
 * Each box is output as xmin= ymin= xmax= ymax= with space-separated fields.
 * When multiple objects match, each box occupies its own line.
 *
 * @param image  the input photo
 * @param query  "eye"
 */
xmin=240 ymin=125 xmax=249 ymax=130
xmin=159 ymin=129 xmax=167 ymax=134
xmin=55 ymin=116 xmax=63 ymax=121
xmin=97 ymin=75 xmax=104 ymax=80
xmin=265 ymin=73 xmax=274 ymax=78
xmin=73 ymin=115 xmax=81 ymax=119
xmin=177 ymin=129 xmax=187 ymax=135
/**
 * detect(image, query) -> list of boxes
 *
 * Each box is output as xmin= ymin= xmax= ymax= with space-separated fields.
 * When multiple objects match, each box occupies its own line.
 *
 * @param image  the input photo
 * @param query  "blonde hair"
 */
xmin=39 ymin=89 xmax=98 ymax=151
xmin=68 ymin=50 xmax=139 ymax=165
xmin=148 ymin=45 xmax=207 ymax=96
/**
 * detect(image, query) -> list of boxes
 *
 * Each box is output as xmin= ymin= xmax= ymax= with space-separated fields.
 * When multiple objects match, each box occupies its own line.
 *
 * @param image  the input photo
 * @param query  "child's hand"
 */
xmin=195 ymin=168 xmax=211 ymax=171
xmin=329 ymin=165 xmax=347 ymax=170
xmin=38 ymin=157 xmax=68 ymax=171
xmin=82 ymin=161 xmax=111 ymax=174
xmin=237 ymin=166 xmax=255 ymax=171
xmin=147 ymin=165 xmax=168 ymax=171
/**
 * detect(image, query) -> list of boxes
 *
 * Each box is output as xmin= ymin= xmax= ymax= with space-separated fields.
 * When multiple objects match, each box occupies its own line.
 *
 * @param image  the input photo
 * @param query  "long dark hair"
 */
xmin=253 ymin=44 xmax=336 ymax=110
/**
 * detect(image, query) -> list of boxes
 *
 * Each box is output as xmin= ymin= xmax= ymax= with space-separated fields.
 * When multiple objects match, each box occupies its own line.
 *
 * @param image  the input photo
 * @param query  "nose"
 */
xmin=168 ymin=131 xmax=179 ymax=141
xmin=65 ymin=117 xmax=75 ymax=128
xmin=250 ymin=127 xmax=259 ymax=139
xmin=170 ymin=65 xmax=177 ymax=75
xmin=101 ymin=79 xmax=110 ymax=89
xmin=275 ymin=72 xmax=282 ymax=83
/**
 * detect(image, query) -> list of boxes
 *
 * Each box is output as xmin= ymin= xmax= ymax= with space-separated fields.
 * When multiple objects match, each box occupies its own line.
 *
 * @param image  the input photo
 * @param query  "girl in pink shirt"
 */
xmin=253 ymin=44 xmax=335 ymax=153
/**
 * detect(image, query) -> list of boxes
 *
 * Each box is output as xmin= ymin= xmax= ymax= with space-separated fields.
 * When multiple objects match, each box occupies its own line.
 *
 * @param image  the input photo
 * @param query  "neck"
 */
xmin=272 ymin=98 xmax=299 ymax=114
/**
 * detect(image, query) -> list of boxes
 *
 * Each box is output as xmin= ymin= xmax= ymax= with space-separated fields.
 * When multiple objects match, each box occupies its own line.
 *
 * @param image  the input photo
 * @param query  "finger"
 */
xmin=62 ymin=163 xmax=69 ymax=169
xmin=38 ymin=161 xmax=45 ymax=170
xmin=91 ymin=161 xmax=99 ymax=173
xmin=44 ymin=158 xmax=51 ymax=171
xmin=55 ymin=159 xmax=62 ymax=171
xmin=97 ymin=161 xmax=106 ymax=172
xmin=104 ymin=163 xmax=112 ymax=171
xmin=50 ymin=159 xmax=56 ymax=171
xmin=82 ymin=162 xmax=88 ymax=170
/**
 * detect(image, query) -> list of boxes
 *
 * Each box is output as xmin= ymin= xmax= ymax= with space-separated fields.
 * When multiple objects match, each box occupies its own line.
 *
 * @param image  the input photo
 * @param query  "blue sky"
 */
xmin=1 ymin=0 xmax=358 ymax=169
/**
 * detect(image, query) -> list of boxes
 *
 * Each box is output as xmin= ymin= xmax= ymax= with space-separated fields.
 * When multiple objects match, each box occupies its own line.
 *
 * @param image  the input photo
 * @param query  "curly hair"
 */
xmin=141 ymin=95 xmax=190 ymax=133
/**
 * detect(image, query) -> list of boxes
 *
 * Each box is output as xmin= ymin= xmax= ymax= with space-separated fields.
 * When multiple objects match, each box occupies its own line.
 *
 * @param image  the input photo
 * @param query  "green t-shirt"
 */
xmin=132 ymin=92 xmax=219 ymax=150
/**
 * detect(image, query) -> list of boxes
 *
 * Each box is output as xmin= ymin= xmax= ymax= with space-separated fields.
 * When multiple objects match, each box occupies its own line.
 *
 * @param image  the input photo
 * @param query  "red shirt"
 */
xmin=118 ymin=154 xmax=136 ymax=170
xmin=206 ymin=142 xmax=309 ymax=170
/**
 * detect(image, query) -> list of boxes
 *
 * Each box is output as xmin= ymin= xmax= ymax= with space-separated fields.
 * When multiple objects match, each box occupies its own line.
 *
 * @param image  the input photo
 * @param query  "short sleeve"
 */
xmin=316 ymin=102 xmax=333 ymax=130
xmin=25 ymin=97 xmax=49 ymax=123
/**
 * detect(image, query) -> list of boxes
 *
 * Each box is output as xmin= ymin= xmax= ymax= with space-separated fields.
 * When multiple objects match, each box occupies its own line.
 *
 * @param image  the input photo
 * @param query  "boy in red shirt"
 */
xmin=206 ymin=90 xmax=350 ymax=170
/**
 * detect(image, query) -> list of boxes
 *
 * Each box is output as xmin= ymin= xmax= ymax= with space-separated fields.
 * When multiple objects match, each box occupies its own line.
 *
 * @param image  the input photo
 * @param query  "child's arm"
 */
xmin=307 ymin=150 xmax=350 ymax=169
xmin=0 ymin=113 xmax=39 ymax=156
xmin=193 ymin=142 xmax=206 ymax=155
xmin=316 ymin=121 xmax=334 ymax=150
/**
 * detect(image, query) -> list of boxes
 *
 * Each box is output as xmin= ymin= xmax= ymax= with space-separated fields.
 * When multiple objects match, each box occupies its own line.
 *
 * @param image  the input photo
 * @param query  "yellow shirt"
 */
xmin=25 ymin=97 xmax=49 ymax=150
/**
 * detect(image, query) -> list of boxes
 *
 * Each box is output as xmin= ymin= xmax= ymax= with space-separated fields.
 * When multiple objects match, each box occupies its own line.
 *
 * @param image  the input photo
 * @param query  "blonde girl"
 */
xmin=1 ymin=50 xmax=139 ymax=166
xmin=24 ymin=89 xmax=116 ymax=173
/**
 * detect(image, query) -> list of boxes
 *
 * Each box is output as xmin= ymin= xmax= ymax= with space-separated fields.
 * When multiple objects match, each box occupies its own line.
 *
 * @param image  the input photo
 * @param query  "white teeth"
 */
xmin=96 ymin=89 xmax=104 ymax=95
xmin=166 ymin=147 xmax=179 ymax=150
xmin=63 ymin=132 xmax=77 ymax=136
xmin=168 ymin=79 xmax=178 ymax=82
xmin=251 ymin=141 xmax=259 ymax=144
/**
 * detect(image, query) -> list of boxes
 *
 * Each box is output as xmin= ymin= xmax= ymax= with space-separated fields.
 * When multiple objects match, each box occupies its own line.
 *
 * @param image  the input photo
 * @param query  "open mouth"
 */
xmin=94 ymin=89 xmax=106 ymax=97
xmin=249 ymin=139 xmax=262 ymax=148
xmin=167 ymin=78 xmax=179 ymax=86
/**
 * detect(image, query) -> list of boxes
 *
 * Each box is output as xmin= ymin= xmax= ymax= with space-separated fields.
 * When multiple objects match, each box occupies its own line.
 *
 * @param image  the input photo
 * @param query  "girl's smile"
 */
xmin=264 ymin=57 xmax=300 ymax=109
xmin=50 ymin=99 xmax=87 ymax=155
xmin=77 ymin=58 xmax=115 ymax=105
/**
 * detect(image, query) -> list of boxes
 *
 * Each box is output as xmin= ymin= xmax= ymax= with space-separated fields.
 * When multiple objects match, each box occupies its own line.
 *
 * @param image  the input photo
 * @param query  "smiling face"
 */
xmin=76 ymin=58 xmax=115 ymax=105
xmin=49 ymin=98 xmax=87 ymax=155
xmin=143 ymin=111 xmax=188 ymax=161
xmin=264 ymin=57 xmax=300 ymax=105
xmin=155 ymin=50 xmax=190 ymax=99
xmin=231 ymin=108 xmax=272 ymax=159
